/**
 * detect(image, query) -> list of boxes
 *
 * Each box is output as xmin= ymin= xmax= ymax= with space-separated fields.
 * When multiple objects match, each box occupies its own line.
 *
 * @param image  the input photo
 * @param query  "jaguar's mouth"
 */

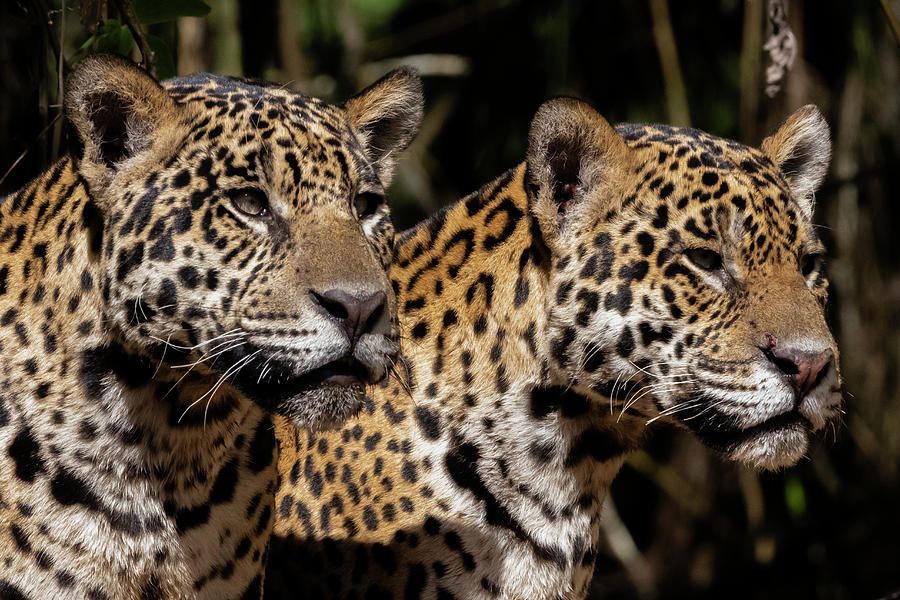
xmin=293 ymin=357 xmax=371 ymax=388
xmin=209 ymin=338 xmax=393 ymax=429
xmin=695 ymin=409 xmax=810 ymax=454
xmin=241 ymin=356 xmax=371 ymax=401
xmin=226 ymin=355 xmax=371 ymax=430
xmin=686 ymin=407 xmax=815 ymax=470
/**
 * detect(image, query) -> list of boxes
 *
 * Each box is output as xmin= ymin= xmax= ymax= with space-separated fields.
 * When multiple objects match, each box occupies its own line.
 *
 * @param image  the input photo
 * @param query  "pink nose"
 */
xmin=762 ymin=335 xmax=834 ymax=398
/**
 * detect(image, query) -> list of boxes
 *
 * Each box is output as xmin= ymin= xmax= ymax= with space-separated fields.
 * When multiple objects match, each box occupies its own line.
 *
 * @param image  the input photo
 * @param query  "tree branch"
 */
xmin=110 ymin=0 xmax=156 ymax=76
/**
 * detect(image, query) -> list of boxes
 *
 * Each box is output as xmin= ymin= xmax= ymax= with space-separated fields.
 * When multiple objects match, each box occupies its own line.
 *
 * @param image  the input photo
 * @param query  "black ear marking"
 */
xmin=778 ymin=148 xmax=808 ymax=181
xmin=548 ymin=142 xmax=580 ymax=215
xmin=87 ymin=92 xmax=134 ymax=167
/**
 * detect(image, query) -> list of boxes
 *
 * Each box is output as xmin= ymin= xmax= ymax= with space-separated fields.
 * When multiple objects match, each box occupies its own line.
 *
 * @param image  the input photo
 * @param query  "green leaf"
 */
xmin=94 ymin=19 xmax=134 ymax=58
xmin=98 ymin=18 xmax=122 ymax=34
xmin=133 ymin=0 xmax=210 ymax=25
xmin=784 ymin=476 xmax=807 ymax=518
xmin=116 ymin=25 xmax=135 ymax=56
xmin=78 ymin=35 xmax=96 ymax=52
xmin=147 ymin=35 xmax=176 ymax=80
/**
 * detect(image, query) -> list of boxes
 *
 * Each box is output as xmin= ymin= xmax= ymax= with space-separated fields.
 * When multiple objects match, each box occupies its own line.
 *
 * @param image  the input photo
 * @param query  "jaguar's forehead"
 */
xmin=160 ymin=73 xmax=382 ymax=191
xmin=613 ymin=123 xmax=814 ymax=252
xmin=164 ymin=73 xmax=332 ymax=116
xmin=616 ymin=122 xmax=783 ymax=179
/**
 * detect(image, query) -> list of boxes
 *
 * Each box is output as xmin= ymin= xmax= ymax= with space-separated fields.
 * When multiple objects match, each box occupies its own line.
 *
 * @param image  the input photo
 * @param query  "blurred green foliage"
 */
xmin=78 ymin=18 xmax=134 ymax=57
xmin=133 ymin=0 xmax=210 ymax=25
xmin=146 ymin=34 xmax=176 ymax=79
xmin=784 ymin=476 xmax=806 ymax=519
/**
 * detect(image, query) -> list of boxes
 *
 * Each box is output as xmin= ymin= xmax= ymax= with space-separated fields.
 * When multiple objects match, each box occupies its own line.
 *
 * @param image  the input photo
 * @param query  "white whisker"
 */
xmin=149 ymin=328 xmax=244 ymax=352
xmin=170 ymin=338 xmax=247 ymax=370
xmin=162 ymin=341 xmax=246 ymax=400
xmin=178 ymin=349 xmax=262 ymax=425
xmin=203 ymin=350 xmax=262 ymax=425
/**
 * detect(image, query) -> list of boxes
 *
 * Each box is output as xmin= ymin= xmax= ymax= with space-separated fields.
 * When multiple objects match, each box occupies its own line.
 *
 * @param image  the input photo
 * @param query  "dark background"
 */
xmin=2 ymin=1 xmax=898 ymax=598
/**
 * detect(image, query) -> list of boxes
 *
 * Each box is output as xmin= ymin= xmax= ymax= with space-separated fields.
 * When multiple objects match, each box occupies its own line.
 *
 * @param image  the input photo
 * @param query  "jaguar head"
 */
xmin=527 ymin=98 xmax=841 ymax=469
xmin=67 ymin=54 xmax=423 ymax=429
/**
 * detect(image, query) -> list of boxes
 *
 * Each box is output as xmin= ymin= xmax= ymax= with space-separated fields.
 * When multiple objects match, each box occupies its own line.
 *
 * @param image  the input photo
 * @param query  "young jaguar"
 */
xmin=266 ymin=99 xmax=841 ymax=599
xmin=0 ymin=54 xmax=422 ymax=599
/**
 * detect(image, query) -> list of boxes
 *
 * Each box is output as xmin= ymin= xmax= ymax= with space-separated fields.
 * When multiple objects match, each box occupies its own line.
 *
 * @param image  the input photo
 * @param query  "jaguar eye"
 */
xmin=229 ymin=188 xmax=269 ymax=218
xmin=354 ymin=192 xmax=384 ymax=219
xmin=801 ymin=253 xmax=823 ymax=277
xmin=685 ymin=247 xmax=723 ymax=271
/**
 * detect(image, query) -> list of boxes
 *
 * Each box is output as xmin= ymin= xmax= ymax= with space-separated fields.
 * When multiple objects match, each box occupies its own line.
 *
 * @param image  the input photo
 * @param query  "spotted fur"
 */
xmin=267 ymin=99 xmax=841 ymax=599
xmin=0 ymin=54 xmax=422 ymax=599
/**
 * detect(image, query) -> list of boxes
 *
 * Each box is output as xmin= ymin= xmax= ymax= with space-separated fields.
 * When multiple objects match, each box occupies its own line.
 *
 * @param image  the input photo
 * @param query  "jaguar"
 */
xmin=0 ymin=53 xmax=422 ymax=599
xmin=267 ymin=98 xmax=841 ymax=599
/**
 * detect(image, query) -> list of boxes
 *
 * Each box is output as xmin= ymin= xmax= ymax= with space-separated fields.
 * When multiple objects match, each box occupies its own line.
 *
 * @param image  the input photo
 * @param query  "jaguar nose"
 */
xmin=761 ymin=335 xmax=834 ymax=398
xmin=311 ymin=289 xmax=387 ymax=342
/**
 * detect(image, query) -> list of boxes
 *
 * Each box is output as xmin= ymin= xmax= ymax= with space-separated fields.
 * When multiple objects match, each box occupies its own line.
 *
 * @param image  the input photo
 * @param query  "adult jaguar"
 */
xmin=0 ymin=54 xmax=422 ymax=599
xmin=267 ymin=98 xmax=841 ymax=599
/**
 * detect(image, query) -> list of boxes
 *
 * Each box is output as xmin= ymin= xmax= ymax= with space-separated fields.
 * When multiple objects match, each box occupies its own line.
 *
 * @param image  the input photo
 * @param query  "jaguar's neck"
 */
xmin=392 ymin=164 xmax=646 ymax=599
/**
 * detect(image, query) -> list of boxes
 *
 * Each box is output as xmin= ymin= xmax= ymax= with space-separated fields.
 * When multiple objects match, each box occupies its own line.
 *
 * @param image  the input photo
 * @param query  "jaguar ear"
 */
xmin=526 ymin=97 xmax=629 ymax=245
xmin=344 ymin=66 xmax=424 ymax=187
xmin=761 ymin=104 xmax=831 ymax=219
xmin=66 ymin=54 xmax=178 ymax=183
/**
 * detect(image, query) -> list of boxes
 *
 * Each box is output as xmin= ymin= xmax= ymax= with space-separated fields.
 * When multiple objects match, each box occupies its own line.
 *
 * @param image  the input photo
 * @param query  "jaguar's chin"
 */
xmin=271 ymin=380 xmax=368 ymax=431
xmin=723 ymin=422 xmax=810 ymax=470
xmin=696 ymin=410 xmax=812 ymax=470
